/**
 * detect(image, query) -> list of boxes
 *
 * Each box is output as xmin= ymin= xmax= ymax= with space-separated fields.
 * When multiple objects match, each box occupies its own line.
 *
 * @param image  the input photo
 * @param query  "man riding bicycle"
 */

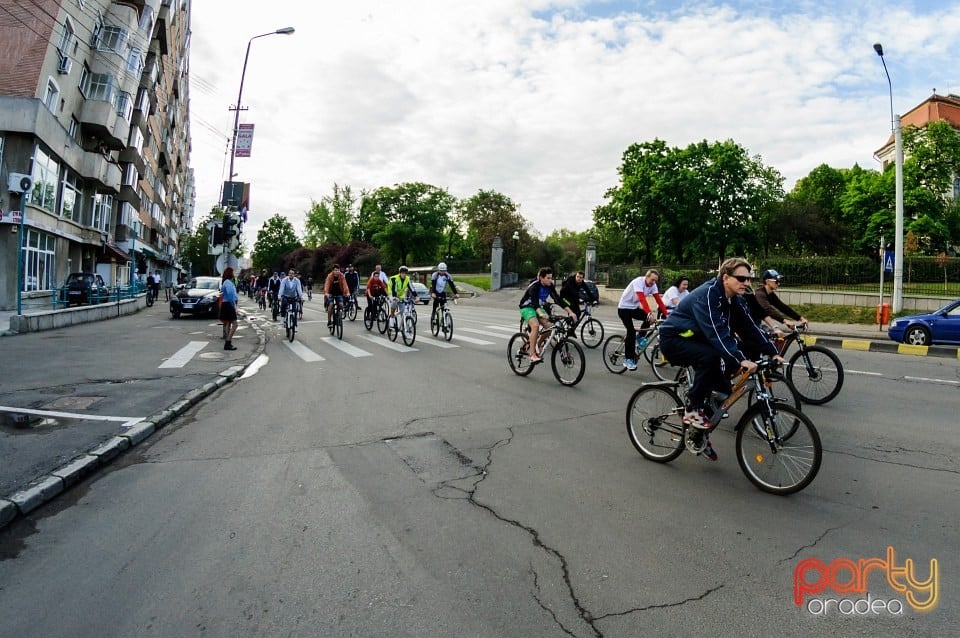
xmin=430 ymin=262 xmax=459 ymax=315
xmin=617 ymin=269 xmax=668 ymax=371
xmin=658 ymin=258 xmax=783 ymax=461
xmin=277 ymin=269 xmax=304 ymax=326
xmin=324 ymin=264 xmax=350 ymax=328
xmin=518 ymin=267 xmax=576 ymax=364
xmin=366 ymin=267 xmax=388 ymax=312
xmin=387 ymin=266 xmax=416 ymax=324
xmin=559 ymin=270 xmax=597 ymax=322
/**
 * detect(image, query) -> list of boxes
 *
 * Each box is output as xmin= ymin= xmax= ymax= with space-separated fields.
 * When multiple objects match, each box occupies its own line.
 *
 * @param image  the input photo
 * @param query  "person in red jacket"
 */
xmin=323 ymin=264 xmax=350 ymax=327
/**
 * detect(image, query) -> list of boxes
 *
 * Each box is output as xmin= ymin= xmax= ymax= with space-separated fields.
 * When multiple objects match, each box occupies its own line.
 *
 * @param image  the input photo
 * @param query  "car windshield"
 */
xmin=191 ymin=278 xmax=220 ymax=290
xmin=66 ymin=274 xmax=91 ymax=284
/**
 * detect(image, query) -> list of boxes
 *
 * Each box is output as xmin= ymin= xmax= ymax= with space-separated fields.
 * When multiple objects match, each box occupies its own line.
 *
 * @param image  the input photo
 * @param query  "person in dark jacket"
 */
xmin=659 ymin=258 xmax=781 ymax=455
xmin=559 ymin=271 xmax=596 ymax=321
xmin=754 ymin=269 xmax=808 ymax=329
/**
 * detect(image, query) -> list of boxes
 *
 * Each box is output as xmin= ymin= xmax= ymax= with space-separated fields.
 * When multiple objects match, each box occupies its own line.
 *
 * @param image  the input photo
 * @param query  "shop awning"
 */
xmin=98 ymin=243 xmax=130 ymax=263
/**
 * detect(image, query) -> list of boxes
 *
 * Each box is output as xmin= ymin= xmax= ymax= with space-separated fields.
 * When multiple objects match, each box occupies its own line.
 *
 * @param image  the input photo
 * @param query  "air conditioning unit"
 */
xmin=7 ymin=173 xmax=33 ymax=193
xmin=57 ymin=54 xmax=72 ymax=75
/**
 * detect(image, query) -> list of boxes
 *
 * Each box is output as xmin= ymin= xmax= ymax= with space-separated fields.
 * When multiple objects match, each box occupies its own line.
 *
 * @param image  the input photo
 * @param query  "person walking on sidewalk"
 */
xmin=220 ymin=267 xmax=239 ymax=350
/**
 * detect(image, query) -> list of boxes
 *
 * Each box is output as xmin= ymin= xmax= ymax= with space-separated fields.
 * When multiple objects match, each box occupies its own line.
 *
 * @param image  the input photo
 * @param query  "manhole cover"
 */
xmin=43 ymin=396 xmax=104 ymax=410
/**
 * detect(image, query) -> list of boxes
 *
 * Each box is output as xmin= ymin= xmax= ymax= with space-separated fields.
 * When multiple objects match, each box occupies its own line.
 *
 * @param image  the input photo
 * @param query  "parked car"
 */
xmin=170 ymin=276 xmax=221 ymax=318
xmin=409 ymin=282 xmax=431 ymax=304
xmin=887 ymin=299 xmax=960 ymax=346
xmin=63 ymin=272 xmax=110 ymax=306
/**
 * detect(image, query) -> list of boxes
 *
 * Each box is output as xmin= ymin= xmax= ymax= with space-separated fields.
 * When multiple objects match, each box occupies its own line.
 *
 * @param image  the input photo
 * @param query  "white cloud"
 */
xmin=188 ymin=1 xmax=960 ymax=240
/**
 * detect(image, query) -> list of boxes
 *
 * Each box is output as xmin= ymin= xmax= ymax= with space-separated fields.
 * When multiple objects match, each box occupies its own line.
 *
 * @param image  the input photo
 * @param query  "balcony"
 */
xmin=78 ymin=99 xmax=129 ymax=149
xmin=80 ymin=151 xmax=122 ymax=190
xmin=117 ymin=163 xmax=140 ymax=204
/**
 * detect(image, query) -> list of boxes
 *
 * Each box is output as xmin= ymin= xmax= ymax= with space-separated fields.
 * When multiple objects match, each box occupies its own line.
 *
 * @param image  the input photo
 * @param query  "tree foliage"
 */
xmin=252 ymin=214 xmax=301 ymax=272
xmin=356 ymin=182 xmax=455 ymax=267
xmin=303 ymin=183 xmax=357 ymax=248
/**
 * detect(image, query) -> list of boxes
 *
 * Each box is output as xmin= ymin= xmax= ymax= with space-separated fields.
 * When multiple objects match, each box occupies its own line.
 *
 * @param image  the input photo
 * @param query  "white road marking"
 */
xmin=450 ymin=333 xmax=496 ymax=345
xmin=845 ymin=369 xmax=883 ymax=376
xmin=459 ymin=327 xmax=511 ymax=339
xmin=240 ymin=354 xmax=270 ymax=379
xmin=0 ymin=405 xmax=143 ymax=427
xmin=485 ymin=324 xmax=520 ymax=334
xmin=359 ymin=335 xmax=418 ymax=352
xmin=159 ymin=341 xmax=208 ymax=368
xmin=283 ymin=340 xmax=325 ymax=361
xmin=416 ymin=337 xmax=460 ymax=348
xmin=321 ymin=337 xmax=373 ymax=357
xmin=904 ymin=376 xmax=960 ymax=385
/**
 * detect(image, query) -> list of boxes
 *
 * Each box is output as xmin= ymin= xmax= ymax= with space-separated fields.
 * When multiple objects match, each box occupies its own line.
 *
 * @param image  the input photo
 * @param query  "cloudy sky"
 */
xmin=187 ymin=0 xmax=960 ymax=240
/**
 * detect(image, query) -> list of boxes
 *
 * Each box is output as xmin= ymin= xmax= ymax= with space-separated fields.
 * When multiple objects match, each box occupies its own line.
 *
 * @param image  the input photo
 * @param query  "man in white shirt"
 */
xmin=278 ymin=269 xmax=304 ymax=326
xmin=617 ymin=269 xmax=668 ymax=370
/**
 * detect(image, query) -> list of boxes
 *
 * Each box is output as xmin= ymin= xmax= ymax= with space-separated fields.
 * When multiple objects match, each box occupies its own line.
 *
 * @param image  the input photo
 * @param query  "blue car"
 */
xmin=887 ymin=299 xmax=960 ymax=346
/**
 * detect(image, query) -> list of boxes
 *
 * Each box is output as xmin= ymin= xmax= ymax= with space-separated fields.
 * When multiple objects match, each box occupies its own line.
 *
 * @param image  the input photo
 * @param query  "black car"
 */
xmin=63 ymin=272 xmax=110 ymax=306
xmin=170 ymin=276 xmax=221 ymax=318
xmin=579 ymin=280 xmax=600 ymax=304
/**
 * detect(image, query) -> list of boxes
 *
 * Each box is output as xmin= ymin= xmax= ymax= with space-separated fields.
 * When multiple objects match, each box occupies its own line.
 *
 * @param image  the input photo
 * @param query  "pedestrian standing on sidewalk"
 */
xmin=220 ymin=267 xmax=239 ymax=350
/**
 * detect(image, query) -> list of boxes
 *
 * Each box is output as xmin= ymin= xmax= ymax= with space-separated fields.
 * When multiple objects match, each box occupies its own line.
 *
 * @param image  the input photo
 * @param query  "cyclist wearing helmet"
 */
xmin=430 ymin=262 xmax=459 ymax=316
xmin=388 ymin=266 xmax=415 ymax=324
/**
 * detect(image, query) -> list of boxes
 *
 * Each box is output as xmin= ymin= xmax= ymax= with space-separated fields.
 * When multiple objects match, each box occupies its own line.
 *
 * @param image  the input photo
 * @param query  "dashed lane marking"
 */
xmin=359 ymin=335 xmax=419 ymax=352
xmin=159 ymin=341 xmax=208 ymax=368
xmin=321 ymin=337 xmax=373 ymax=357
xmin=904 ymin=376 xmax=960 ymax=385
xmin=450 ymin=334 xmax=496 ymax=345
xmin=283 ymin=340 xmax=325 ymax=362
xmin=416 ymin=337 xmax=460 ymax=348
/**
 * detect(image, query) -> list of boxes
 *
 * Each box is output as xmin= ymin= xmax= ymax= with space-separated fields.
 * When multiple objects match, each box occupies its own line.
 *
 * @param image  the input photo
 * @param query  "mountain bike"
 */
xmin=282 ymin=297 xmax=299 ymax=342
xmin=365 ymin=295 xmax=385 ymax=332
xmin=508 ymin=314 xmax=586 ymax=386
xmin=778 ymin=325 xmax=844 ymax=405
xmin=625 ymin=358 xmax=821 ymax=495
xmin=602 ymin=320 xmax=665 ymax=378
xmin=328 ymin=297 xmax=344 ymax=340
xmin=344 ymin=293 xmax=359 ymax=322
xmin=270 ymin=292 xmax=280 ymax=322
xmin=387 ymin=298 xmax=417 ymax=346
xmin=430 ymin=296 xmax=455 ymax=341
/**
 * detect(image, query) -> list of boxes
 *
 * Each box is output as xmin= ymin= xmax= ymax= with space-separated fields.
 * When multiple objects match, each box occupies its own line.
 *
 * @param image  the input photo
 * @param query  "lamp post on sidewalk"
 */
xmin=873 ymin=43 xmax=905 ymax=313
xmin=227 ymin=27 xmax=295 ymax=187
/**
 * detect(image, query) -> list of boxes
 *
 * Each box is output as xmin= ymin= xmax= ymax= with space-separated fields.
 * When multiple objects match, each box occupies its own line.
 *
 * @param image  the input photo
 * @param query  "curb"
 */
xmin=812 ymin=335 xmax=960 ymax=359
xmin=0 ymin=311 xmax=267 ymax=532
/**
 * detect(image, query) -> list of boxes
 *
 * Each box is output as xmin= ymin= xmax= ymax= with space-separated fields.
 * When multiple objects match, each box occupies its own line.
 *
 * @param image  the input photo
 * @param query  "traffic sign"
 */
xmin=884 ymin=250 xmax=894 ymax=273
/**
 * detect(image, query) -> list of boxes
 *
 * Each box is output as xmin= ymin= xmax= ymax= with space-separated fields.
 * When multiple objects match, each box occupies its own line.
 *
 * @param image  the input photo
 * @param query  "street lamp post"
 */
xmin=873 ymin=43 xmax=905 ymax=313
xmin=512 ymin=231 xmax=520 ymax=281
xmin=227 ymin=27 xmax=295 ymax=189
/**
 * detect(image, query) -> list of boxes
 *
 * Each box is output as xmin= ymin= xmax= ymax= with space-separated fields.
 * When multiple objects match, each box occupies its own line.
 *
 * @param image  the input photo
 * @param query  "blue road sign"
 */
xmin=884 ymin=250 xmax=894 ymax=273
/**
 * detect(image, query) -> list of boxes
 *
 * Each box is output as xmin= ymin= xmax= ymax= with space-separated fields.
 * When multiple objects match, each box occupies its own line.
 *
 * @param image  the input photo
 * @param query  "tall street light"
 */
xmin=227 ymin=27 xmax=295 ymax=191
xmin=512 ymin=230 xmax=520 ymax=279
xmin=873 ymin=42 xmax=905 ymax=312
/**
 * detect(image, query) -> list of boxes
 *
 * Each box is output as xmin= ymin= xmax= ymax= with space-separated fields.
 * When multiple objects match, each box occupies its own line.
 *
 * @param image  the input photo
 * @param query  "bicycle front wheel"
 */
xmin=507 ymin=333 xmax=535 ymax=376
xmin=430 ymin=310 xmax=440 ymax=337
xmin=402 ymin=315 xmax=416 ymax=346
xmin=377 ymin=308 xmax=388 ymax=334
xmin=442 ymin=310 xmax=453 ymax=341
xmin=387 ymin=316 xmax=399 ymax=342
xmin=602 ymin=335 xmax=627 ymax=374
xmin=335 ymin=311 xmax=343 ymax=340
xmin=579 ymin=317 xmax=604 ymax=349
xmin=735 ymin=403 xmax=821 ymax=495
xmin=626 ymin=386 xmax=685 ymax=462
xmin=551 ymin=339 xmax=585 ymax=386
xmin=363 ymin=306 xmax=374 ymax=331
xmin=786 ymin=345 xmax=844 ymax=405
xmin=348 ymin=301 xmax=358 ymax=321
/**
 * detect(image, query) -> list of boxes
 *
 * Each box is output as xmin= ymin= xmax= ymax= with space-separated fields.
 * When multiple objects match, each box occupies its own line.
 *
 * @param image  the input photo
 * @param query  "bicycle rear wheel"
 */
xmin=579 ymin=317 xmax=604 ymax=348
xmin=507 ymin=333 xmax=535 ymax=376
xmin=648 ymin=340 xmax=671 ymax=381
xmin=786 ymin=345 xmax=844 ymax=405
xmin=602 ymin=335 xmax=628 ymax=374
xmin=442 ymin=310 xmax=453 ymax=341
xmin=626 ymin=386 xmax=686 ymax=462
xmin=735 ymin=403 xmax=821 ymax=495
xmin=402 ymin=315 xmax=416 ymax=346
xmin=551 ymin=339 xmax=585 ymax=386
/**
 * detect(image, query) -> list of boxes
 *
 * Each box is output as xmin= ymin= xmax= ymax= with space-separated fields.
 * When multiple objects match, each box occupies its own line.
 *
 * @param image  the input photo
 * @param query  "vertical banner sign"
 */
xmin=235 ymin=123 xmax=255 ymax=157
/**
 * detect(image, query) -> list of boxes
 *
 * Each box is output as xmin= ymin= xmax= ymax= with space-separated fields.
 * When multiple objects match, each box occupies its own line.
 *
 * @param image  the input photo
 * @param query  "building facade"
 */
xmin=0 ymin=0 xmax=194 ymax=311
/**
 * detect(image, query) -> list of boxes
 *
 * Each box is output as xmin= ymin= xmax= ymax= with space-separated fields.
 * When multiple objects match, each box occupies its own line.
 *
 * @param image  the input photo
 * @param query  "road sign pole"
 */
xmin=15 ymin=189 xmax=26 ymax=315
xmin=878 ymin=234 xmax=884 ymax=331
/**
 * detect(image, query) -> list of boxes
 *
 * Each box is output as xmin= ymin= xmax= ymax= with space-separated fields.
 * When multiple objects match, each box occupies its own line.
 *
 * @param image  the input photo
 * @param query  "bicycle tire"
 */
xmin=735 ymin=403 xmax=821 ymax=495
xmin=377 ymin=308 xmax=388 ymax=334
xmin=602 ymin=335 xmax=628 ymax=374
xmin=335 ymin=309 xmax=343 ymax=340
xmin=626 ymin=386 xmax=686 ymax=462
xmin=146 ymin=291 xmax=154 ymax=307
xmin=786 ymin=345 xmax=844 ymax=405
xmin=387 ymin=315 xmax=399 ymax=342
xmin=551 ymin=339 xmax=585 ymax=386
xmin=363 ymin=306 xmax=374 ymax=331
xmin=430 ymin=310 xmax=440 ymax=337
xmin=747 ymin=370 xmax=803 ymax=421
xmin=272 ymin=304 xmax=279 ymax=322
xmin=579 ymin=317 xmax=604 ymax=349
xmin=648 ymin=341 xmax=671 ymax=381
xmin=347 ymin=301 xmax=358 ymax=321
xmin=639 ymin=332 xmax=659 ymax=365
xmin=402 ymin=315 xmax=416 ymax=346
xmin=442 ymin=310 xmax=453 ymax=342
xmin=410 ymin=305 xmax=418 ymax=326
xmin=507 ymin=333 xmax=535 ymax=376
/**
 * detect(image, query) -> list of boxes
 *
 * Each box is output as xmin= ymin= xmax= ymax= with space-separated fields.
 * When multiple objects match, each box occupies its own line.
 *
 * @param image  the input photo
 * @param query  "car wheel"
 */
xmin=171 ymin=311 xmax=180 ymax=318
xmin=904 ymin=325 xmax=930 ymax=346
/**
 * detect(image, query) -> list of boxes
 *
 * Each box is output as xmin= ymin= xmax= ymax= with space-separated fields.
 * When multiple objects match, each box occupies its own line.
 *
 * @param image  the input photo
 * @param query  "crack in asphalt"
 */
xmin=530 ymin=564 xmax=578 ymax=637
xmin=778 ymin=525 xmax=846 ymax=563
xmin=592 ymin=584 xmax=727 ymax=620
xmin=825 ymin=447 xmax=959 ymax=475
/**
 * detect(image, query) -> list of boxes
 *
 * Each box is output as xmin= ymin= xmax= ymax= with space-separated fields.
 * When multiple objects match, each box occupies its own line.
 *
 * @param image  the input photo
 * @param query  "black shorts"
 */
xmin=219 ymin=302 xmax=237 ymax=322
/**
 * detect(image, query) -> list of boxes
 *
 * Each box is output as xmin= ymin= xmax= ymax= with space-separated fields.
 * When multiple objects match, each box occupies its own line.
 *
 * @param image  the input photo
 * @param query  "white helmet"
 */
xmin=437 ymin=262 xmax=447 ymax=271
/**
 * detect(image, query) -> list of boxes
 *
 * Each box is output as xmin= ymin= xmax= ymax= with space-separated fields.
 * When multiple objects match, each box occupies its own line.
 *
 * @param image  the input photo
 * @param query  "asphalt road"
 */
xmin=0 ymin=296 xmax=957 ymax=637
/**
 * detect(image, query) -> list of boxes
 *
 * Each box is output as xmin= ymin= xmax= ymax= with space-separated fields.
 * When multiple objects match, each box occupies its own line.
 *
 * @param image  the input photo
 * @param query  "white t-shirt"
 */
xmin=618 ymin=276 xmax=658 ymax=310
xmin=663 ymin=285 xmax=689 ymax=309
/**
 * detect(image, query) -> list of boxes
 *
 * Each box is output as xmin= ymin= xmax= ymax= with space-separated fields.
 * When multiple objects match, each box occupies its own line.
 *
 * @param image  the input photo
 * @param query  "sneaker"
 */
xmin=530 ymin=354 xmax=543 ymax=364
xmin=682 ymin=409 xmax=714 ymax=430
xmin=702 ymin=439 xmax=718 ymax=461
xmin=622 ymin=358 xmax=638 ymax=371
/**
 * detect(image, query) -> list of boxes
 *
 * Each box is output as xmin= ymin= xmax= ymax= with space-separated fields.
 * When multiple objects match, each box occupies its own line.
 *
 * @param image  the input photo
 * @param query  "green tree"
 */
xmin=902 ymin=120 xmax=960 ymax=251
xmin=252 ymin=214 xmax=301 ymax=272
xmin=357 ymin=182 xmax=455 ymax=267
xmin=303 ymin=183 xmax=357 ymax=247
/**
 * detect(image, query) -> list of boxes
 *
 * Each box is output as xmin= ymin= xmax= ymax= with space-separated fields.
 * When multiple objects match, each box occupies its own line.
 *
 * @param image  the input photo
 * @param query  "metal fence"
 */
xmin=19 ymin=281 xmax=148 ymax=312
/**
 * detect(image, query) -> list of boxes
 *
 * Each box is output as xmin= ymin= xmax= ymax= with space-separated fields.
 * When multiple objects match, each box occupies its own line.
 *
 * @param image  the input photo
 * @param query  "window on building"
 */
xmin=61 ymin=172 xmax=82 ymax=222
xmin=57 ymin=18 xmax=75 ymax=54
xmin=78 ymin=64 xmax=90 ymax=97
xmin=30 ymin=146 xmax=60 ymax=213
xmin=68 ymin=117 xmax=81 ymax=144
xmin=115 ymin=91 xmax=133 ymax=121
xmin=84 ymin=73 xmax=118 ymax=103
xmin=126 ymin=47 xmax=144 ymax=75
xmin=97 ymin=25 xmax=128 ymax=54
xmin=139 ymin=6 xmax=155 ymax=34
xmin=21 ymin=229 xmax=57 ymax=292
xmin=43 ymin=78 xmax=60 ymax=112
xmin=93 ymin=192 xmax=114 ymax=231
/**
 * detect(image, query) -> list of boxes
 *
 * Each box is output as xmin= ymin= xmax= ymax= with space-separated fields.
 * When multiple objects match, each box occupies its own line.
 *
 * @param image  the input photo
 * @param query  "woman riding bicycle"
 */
xmin=658 ymin=258 xmax=782 ymax=460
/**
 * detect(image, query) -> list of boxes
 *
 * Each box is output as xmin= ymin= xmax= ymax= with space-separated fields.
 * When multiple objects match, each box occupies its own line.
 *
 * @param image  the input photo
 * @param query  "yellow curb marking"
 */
xmin=841 ymin=339 xmax=871 ymax=351
xmin=804 ymin=336 xmax=817 ymax=345
xmin=897 ymin=344 xmax=929 ymax=356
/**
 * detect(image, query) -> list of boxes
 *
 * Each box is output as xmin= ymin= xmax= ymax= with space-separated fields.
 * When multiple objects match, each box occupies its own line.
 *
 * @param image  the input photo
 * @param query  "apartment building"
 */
xmin=0 ymin=0 xmax=194 ymax=311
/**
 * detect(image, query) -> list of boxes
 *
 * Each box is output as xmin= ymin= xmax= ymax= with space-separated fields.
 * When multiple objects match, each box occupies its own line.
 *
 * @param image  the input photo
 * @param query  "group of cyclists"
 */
xmin=519 ymin=259 xmax=810 ymax=462
xmin=248 ymin=262 xmax=461 ymax=334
